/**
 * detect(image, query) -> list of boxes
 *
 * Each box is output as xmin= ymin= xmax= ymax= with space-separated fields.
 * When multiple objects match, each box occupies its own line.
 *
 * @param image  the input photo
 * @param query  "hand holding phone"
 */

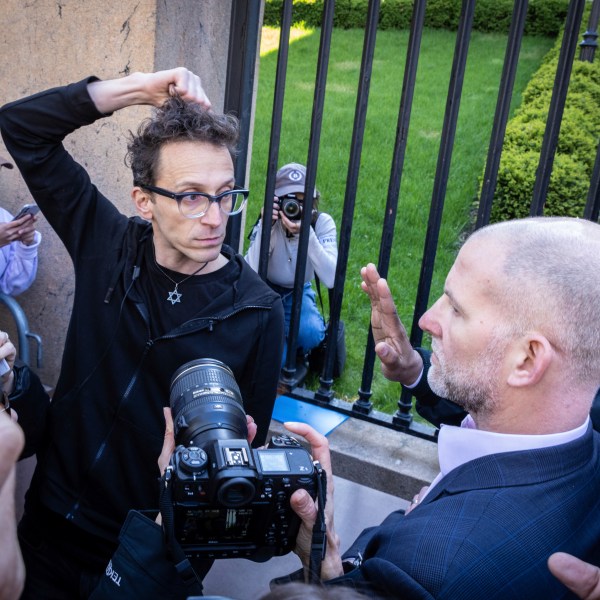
xmin=0 ymin=358 xmax=10 ymax=378
xmin=12 ymin=203 xmax=40 ymax=221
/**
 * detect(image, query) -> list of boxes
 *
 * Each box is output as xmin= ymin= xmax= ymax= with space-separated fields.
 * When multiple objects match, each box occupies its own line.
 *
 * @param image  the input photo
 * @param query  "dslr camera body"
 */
xmin=164 ymin=359 xmax=320 ymax=562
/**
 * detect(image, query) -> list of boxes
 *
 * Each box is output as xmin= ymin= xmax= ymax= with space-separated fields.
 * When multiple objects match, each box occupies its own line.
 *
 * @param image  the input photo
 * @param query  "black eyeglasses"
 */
xmin=141 ymin=185 xmax=249 ymax=219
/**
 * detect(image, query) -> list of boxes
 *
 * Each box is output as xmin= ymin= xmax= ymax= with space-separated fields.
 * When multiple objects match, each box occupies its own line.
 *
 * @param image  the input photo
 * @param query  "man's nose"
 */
xmin=419 ymin=299 xmax=441 ymax=338
xmin=201 ymin=200 xmax=224 ymax=227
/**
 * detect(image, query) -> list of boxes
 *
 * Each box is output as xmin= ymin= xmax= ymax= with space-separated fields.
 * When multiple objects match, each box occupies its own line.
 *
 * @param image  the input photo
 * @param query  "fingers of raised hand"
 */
xmin=360 ymin=264 xmax=379 ymax=295
xmin=168 ymin=69 xmax=211 ymax=109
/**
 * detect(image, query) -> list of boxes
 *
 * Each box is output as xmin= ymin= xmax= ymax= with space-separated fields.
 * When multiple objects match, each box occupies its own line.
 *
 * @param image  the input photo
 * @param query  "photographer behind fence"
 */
xmin=244 ymin=163 xmax=338 ymax=371
xmin=0 ymin=68 xmax=284 ymax=598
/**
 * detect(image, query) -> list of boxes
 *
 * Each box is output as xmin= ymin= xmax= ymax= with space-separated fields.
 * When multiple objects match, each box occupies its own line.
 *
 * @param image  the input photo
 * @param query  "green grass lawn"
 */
xmin=244 ymin=26 xmax=554 ymax=413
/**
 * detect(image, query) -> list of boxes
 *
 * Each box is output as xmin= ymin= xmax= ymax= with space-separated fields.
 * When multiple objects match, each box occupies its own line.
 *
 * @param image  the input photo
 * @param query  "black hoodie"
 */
xmin=0 ymin=78 xmax=284 ymax=552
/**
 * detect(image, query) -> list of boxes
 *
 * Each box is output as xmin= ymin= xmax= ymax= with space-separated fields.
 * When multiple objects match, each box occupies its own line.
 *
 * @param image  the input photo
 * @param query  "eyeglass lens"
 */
xmin=179 ymin=192 xmax=246 ymax=218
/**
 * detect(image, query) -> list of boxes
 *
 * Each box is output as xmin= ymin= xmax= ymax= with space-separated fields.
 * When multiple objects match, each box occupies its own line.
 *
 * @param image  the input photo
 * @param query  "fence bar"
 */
xmin=584 ymin=141 xmax=600 ymax=221
xmin=223 ymin=0 xmax=262 ymax=252
xmin=352 ymin=0 xmax=428 ymax=415
xmin=476 ymin=0 xmax=529 ymax=229
xmin=257 ymin=0 xmax=294 ymax=281
xmin=407 ymin=0 xmax=476 ymax=350
xmin=530 ymin=0 xmax=586 ymax=216
xmin=280 ymin=0 xmax=335 ymax=387
xmin=579 ymin=0 xmax=600 ymax=62
xmin=231 ymin=0 xmax=594 ymax=442
xmin=314 ymin=0 xmax=381 ymax=402
xmin=295 ymin=385 xmax=437 ymax=441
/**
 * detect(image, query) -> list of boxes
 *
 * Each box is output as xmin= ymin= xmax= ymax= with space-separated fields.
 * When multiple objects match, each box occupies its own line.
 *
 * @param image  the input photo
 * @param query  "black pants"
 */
xmin=18 ymin=505 xmax=115 ymax=600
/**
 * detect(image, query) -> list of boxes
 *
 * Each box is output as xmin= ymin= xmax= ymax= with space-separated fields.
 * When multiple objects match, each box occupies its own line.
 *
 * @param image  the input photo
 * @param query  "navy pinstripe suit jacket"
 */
xmin=332 ymin=423 xmax=600 ymax=599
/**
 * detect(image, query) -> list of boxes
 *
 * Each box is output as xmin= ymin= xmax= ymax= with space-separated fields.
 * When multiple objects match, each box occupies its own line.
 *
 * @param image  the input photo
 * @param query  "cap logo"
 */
xmin=289 ymin=170 xmax=303 ymax=182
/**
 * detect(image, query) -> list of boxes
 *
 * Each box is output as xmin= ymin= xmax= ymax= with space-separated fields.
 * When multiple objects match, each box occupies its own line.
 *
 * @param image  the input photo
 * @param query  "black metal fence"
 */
xmin=224 ymin=0 xmax=599 ymax=442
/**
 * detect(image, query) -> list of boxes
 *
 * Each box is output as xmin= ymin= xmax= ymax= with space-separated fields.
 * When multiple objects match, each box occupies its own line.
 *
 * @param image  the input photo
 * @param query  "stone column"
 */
xmin=0 ymin=0 xmax=232 ymax=387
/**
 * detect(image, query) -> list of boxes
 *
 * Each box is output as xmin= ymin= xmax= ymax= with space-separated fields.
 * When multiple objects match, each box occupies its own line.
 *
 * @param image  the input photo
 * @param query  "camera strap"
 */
xmin=159 ymin=467 xmax=203 ymax=592
xmin=308 ymin=460 xmax=328 ymax=584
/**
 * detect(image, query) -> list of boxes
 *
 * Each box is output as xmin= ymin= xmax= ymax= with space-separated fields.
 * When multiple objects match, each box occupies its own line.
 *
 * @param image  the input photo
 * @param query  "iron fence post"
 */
xmin=579 ymin=0 xmax=599 ymax=62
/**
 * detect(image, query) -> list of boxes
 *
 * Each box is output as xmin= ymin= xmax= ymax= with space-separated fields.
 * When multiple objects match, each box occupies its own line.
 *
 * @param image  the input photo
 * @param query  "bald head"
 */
xmin=466 ymin=217 xmax=600 ymax=385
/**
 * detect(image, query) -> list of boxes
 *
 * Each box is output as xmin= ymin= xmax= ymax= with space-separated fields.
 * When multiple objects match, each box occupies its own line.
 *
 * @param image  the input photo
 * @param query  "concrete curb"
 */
xmin=269 ymin=415 xmax=440 ymax=500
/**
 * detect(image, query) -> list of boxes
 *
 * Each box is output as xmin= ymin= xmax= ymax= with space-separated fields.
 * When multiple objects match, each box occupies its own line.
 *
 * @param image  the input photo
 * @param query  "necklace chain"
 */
xmin=153 ymin=251 xmax=208 ymax=305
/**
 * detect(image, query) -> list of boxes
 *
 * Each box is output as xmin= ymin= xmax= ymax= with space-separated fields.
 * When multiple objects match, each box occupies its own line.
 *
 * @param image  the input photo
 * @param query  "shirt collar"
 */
xmin=437 ymin=414 xmax=590 ymax=478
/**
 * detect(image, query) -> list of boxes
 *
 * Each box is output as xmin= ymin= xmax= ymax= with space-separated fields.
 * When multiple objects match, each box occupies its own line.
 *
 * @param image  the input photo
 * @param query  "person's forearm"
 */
xmin=87 ymin=72 xmax=153 ymax=114
xmin=87 ymin=67 xmax=210 ymax=115
xmin=309 ymin=236 xmax=337 ymax=288
xmin=310 ymin=215 xmax=337 ymax=288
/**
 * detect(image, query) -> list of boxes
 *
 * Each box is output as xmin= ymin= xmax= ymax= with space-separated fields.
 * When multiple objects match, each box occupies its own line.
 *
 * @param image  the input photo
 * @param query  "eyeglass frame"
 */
xmin=140 ymin=184 xmax=249 ymax=219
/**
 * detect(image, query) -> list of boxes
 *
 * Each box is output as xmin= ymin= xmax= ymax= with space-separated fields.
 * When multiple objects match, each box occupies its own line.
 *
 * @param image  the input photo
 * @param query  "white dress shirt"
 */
xmin=421 ymin=414 xmax=590 ymax=502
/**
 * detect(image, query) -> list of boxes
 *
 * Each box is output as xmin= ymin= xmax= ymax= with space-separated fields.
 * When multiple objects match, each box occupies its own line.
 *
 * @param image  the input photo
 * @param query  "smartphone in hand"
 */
xmin=12 ymin=203 xmax=40 ymax=221
xmin=0 ymin=359 xmax=10 ymax=377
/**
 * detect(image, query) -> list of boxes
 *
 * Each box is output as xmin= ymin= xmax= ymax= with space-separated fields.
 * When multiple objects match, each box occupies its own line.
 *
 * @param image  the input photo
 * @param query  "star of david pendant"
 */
xmin=167 ymin=287 xmax=182 ymax=305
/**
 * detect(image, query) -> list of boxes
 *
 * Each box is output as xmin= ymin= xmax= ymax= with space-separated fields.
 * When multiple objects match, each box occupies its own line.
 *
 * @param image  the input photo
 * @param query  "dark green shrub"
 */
xmin=490 ymin=151 xmax=590 ymax=220
xmin=425 ymin=0 xmax=459 ymax=30
xmin=264 ymin=0 xmax=324 ymax=28
xmin=487 ymin=4 xmax=600 ymax=223
xmin=333 ymin=0 xmax=370 ymax=28
xmin=263 ymin=0 xmax=569 ymax=36
xmin=263 ymin=0 xmax=283 ymax=26
xmin=379 ymin=0 xmax=413 ymax=30
xmin=525 ymin=0 xmax=570 ymax=36
xmin=295 ymin=0 xmax=324 ymax=26
xmin=504 ymin=105 xmax=598 ymax=170
xmin=472 ymin=0 xmax=514 ymax=33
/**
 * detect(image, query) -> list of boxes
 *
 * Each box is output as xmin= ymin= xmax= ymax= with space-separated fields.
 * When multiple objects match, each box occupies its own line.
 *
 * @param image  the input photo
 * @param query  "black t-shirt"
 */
xmin=141 ymin=241 xmax=240 ymax=338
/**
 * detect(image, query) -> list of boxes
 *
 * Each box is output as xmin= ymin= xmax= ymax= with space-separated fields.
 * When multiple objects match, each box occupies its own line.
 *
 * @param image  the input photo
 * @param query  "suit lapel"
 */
xmin=422 ymin=422 xmax=595 ymax=504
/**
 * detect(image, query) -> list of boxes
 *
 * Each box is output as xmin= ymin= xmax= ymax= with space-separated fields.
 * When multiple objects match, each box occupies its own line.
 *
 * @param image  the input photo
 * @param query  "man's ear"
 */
xmin=507 ymin=333 xmax=554 ymax=388
xmin=132 ymin=187 xmax=153 ymax=221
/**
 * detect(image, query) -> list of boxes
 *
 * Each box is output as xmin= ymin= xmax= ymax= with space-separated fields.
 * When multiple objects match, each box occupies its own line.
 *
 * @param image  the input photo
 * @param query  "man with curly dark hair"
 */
xmin=0 ymin=68 xmax=284 ymax=598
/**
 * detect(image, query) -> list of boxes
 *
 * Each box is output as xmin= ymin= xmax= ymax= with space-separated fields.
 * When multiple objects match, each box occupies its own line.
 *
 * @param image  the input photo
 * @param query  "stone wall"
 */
xmin=0 ymin=0 xmax=232 ymax=387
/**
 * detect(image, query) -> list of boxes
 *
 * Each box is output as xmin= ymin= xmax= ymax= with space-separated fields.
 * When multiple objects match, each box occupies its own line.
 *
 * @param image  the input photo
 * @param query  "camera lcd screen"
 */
xmin=258 ymin=450 xmax=290 ymax=472
xmin=180 ymin=508 xmax=254 ymax=543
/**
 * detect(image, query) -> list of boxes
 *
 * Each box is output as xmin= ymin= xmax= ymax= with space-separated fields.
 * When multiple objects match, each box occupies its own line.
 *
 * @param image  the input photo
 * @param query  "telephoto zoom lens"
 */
xmin=169 ymin=358 xmax=248 ymax=448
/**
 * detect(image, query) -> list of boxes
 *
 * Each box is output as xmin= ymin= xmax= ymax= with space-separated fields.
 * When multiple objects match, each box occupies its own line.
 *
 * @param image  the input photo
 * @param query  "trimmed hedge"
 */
xmin=264 ymin=0 xmax=569 ymax=36
xmin=488 ymin=10 xmax=600 ymax=222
